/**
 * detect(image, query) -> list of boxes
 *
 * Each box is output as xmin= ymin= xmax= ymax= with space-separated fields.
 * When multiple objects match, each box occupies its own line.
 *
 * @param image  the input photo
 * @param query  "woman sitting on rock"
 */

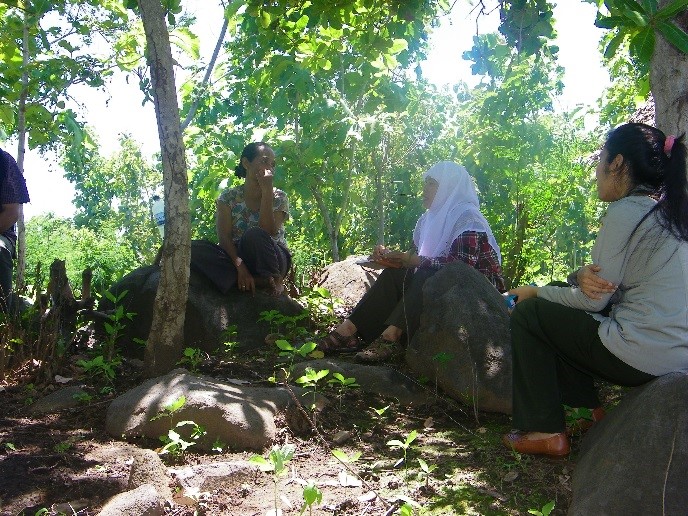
xmin=504 ymin=123 xmax=688 ymax=458
xmin=319 ymin=161 xmax=505 ymax=363
xmin=191 ymin=142 xmax=291 ymax=296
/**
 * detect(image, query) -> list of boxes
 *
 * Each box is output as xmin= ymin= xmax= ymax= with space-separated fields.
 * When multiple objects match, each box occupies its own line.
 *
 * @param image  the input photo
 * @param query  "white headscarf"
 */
xmin=412 ymin=161 xmax=501 ymax=263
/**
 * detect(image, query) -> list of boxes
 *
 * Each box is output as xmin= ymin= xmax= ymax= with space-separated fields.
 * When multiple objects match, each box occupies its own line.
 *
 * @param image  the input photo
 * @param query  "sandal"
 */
xmin=354 ymin=339 xmax=399 ymax=363
xmin=318 ymin=329 xmax=362 ymax=354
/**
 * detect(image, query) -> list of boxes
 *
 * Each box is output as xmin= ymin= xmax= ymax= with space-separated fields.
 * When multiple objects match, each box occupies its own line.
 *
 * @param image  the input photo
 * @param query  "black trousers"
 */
xmin=190 ymin=227 xmax=291 ymax=294
xmin=510 ymin=297 xmax=655 ymax=432
xmin=0 ymin=236 xmax=14 ymax=313
xmin=348 ymin=266 xmax=436 ymax=344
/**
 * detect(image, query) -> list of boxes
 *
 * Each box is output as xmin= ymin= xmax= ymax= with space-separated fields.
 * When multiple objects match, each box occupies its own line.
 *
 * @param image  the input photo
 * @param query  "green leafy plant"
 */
xmin=258 ymin=309 xmax=282 ymax=334
xmin=529 ymin=500 xmax=555 ymax=516
xmin=102 ymin=289 xmax=136 ymax=361
xmin=4 ymin=442 xmax=16 ymax=451
xmin=387 ymin=429 xmax=418 ymax=483
xmin=431 ymin=352 xmax=453 ymax=394
xmin=220 ymin=324 xmax=239 ymax=357
xmin=158 ymin=420 xmax=206 ymax=456
xmin=77 ymin=355 xmax=121 ymax=384
xmin=249 ymin=444 xmax=295 ymax=515
xmin=275 ymin=339 xmax=317 ymax=365
xmin=299 ymin=483 xmax=322 ymax=516
xmin=298 ymin=287 xmax=342 ymax=333
xmin=73 ymin=392 xmax=93 ymax=403
xmin=23 ymin=383 xmax=37 ymax=405
xmin=177 ymin=347 xmax=206 ymax=372
xmin=150 ymin=396 xmax=206 ymax=457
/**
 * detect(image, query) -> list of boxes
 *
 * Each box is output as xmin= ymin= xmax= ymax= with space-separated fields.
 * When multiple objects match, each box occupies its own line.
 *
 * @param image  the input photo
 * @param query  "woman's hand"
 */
xmin=256 ymin=167 xmax=274 ymax=193
xmin=577 ymin=264 xmax=616 ymax=300
xmin=385 ymin=250 xmax=419 ymax=268
xmin=509 ymin=285 xmax=539 ymax=304
xmin=237 ymin=263 xmax=255 ymax=294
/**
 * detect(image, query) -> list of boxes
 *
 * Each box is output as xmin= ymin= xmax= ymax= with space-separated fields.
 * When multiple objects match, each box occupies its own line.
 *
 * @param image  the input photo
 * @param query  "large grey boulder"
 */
xmin=101 ymin=265 xmax=305 ymax=356
xmin=105 ymin=369 xmax=326 ymax=452
xmin=317 ymin=255 xmax=382 ymax=311
xmin=97 ymin=484 xmax=165 ymax=516
xmin=569 ymin=372 xmax=688 ymax=516
xmin=406 ymin=261 xmax=512 ymax=414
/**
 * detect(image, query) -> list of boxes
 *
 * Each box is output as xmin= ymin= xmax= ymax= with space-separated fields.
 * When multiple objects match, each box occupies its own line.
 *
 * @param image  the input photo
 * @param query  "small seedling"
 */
xmin=54 ymin=441 xmax=73 ymax=453
xmin=249 ymin=444 xmax=295 ymax=516
xmin=387 ymin=430 xmax=418 ymax=482
xmin=4 ymin=442 xmax=16 ymax=451
xmin=211 ymin=438 xmax=226 ymax=453
xmin=529 ymin=500 xmax=555 ymax=516
xmin=221 ymin=324 xmax=240 ymax=357
xmin=73 ymin=392 xmax=93 ymax=403
xmin=417 ymin=458 xmax=438 ymax=487
xmin=158 ymin=421 xmax=206 ymax=456
xmin=332 ymin=448 xmax=362 ymax=464
xmin=151 ymin=396 xmax=206 ymax=457
xmin=299 ymin=483 xmax=322 ymax=515
xmin=327 ymin=372 xmax=359 ymax=407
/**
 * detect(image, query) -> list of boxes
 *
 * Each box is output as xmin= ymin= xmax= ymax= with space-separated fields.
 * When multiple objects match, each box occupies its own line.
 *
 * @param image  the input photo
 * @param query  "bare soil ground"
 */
xmin=0 ymin=346 xmax=606 ymax=516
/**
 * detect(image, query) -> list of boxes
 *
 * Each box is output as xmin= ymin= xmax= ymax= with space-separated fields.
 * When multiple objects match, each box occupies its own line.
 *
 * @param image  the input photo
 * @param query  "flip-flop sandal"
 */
xmin=354 ymin=339 xmax=399 ymax=363
xmin=318 ymin=329 xmax=362 ymax=354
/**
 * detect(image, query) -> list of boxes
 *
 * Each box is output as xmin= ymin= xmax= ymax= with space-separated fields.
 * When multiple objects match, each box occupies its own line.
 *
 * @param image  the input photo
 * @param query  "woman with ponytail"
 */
xmin=503 ymin=123 xmax=688 ymax=457
xmin=191 ymin=142 xmax=291 ymax=295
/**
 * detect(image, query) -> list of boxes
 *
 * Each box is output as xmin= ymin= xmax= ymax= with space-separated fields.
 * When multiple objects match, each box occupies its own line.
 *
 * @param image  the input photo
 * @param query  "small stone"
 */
xmin=333 ymin=430 xmax=353 ymax=445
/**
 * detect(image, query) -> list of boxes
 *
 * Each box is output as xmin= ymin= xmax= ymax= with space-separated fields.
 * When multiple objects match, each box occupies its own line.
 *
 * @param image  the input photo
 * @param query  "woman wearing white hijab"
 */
xmin=320 ymin=161 xmax=505 ymax=362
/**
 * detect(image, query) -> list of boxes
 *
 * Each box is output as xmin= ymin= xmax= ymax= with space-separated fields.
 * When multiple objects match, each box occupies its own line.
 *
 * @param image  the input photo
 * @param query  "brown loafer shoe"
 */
xmin=354 ymin=339 xmax=399 ymax=363
xmin=566 ymin=406 xmax=606 ymax=436
xmin=502 ymin=432 xmax=570 ymax=457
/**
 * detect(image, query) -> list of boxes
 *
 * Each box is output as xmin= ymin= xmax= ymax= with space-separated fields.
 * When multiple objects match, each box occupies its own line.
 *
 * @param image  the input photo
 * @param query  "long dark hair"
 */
xmin=234 ymin=142 xmax=271 ymax=178
xmin=604 ymin=123 xmax=688 ymax=242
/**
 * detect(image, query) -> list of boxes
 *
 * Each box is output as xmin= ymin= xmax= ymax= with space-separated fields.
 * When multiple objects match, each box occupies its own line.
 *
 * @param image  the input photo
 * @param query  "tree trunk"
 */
xmin=14 ymin=4 xmax=30 ymax=294
xmin=138 ymin=0 xmax=191 ymax=377
xmin=650 ymin=6 xmax=688 ymax=138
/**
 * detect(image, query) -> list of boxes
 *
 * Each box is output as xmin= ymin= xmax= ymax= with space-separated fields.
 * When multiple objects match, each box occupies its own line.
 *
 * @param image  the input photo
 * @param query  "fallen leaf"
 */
xmin=423 ymin=416 xmax=434 ymax=428
xmin=338 ymin=469 xmax=362 ymax=487
xmin=358 ymin=491 xmax=377 ymax=502
xmin=226 ymin=378 xmax=250 ymax=385
xmin=54 ymin=375 xmax=72 ymax=384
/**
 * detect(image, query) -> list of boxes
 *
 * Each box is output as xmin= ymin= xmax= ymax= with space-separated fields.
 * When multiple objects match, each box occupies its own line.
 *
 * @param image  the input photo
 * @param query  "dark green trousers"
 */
xmin=348 ymin=267 xmax=436 ymax=344
xmin=510 ymin=297 xmax=655 ymax=432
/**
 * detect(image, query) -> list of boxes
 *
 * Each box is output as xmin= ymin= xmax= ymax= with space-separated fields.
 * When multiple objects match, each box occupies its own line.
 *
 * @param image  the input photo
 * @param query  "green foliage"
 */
xmin=102 ymin=289 xmax=135 ymax=361
xmin=299 ymin=483 xmax=322 ymax=515
xmin=529 ymin=499 xmax=555 ymax=516
xmin=177 ymin=347 xmax=206 ymax=372
xmin=61 ymin=134 xmax=164 ymax=265
xmin=0 ymin=1 xmax=130 ymax=149
xmin=77 ymin=355 xmax=121 ymax=383
xmin=151 ymin=395 xmax=206 ymax=457
xmin=25 ymin=215 xmax=139 ymax=295
xmin=249 ymin=443 xmax=296 ymax=514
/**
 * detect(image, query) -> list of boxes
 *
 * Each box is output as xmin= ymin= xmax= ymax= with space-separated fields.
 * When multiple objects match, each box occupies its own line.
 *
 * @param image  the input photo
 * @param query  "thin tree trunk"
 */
xmin=138 ymin=0 xmax=191 ymax=377
xmin=180 ymin=14 xmax=228 ymax=131
xmin=650 ymin=5 xmax=688 ymax=139
xmin=310 ymin=183 xmax=340 ymax=262
xmin=15 ymin=3 xmax=30 ymax=294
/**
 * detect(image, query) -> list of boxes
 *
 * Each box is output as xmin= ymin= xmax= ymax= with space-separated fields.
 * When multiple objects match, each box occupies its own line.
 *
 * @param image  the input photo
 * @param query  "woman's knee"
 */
xmin=510 ymin=297 xmax=541 ymax=331
xmin=241 ymin=226 xmax=271 ymax=244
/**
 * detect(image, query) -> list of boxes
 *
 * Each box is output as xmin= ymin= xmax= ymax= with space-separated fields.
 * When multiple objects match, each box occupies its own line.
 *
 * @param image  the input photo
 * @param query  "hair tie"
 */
xmin=664 ymin=135 xmax=676 ymax=156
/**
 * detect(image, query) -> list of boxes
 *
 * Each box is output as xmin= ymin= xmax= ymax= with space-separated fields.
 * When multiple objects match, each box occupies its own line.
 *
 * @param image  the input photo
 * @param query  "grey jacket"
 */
xmin=539 ymin=195 xmax=688 ymax=375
